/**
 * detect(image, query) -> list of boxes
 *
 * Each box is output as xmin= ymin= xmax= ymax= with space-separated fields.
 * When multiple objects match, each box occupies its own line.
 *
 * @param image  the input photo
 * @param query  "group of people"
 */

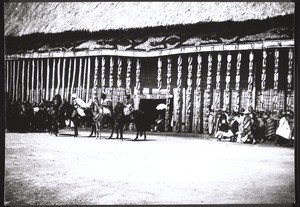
xmin=209 ymin=106 xmax=294 ymax=146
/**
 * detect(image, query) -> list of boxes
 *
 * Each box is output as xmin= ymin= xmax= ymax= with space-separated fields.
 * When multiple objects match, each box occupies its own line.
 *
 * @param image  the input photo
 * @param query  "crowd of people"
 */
xmin=208 ymin=106 xmax=295 ymax=146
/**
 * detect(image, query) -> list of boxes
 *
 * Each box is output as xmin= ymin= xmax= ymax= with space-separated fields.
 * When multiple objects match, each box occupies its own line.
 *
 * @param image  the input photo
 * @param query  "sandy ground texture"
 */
xmin=4 ymin=129 xmax=295 ymax=205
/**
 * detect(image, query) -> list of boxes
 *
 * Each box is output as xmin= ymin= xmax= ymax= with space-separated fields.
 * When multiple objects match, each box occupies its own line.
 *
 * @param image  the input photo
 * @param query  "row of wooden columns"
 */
xmin=5 ymin=48 xmax=294 ymax=133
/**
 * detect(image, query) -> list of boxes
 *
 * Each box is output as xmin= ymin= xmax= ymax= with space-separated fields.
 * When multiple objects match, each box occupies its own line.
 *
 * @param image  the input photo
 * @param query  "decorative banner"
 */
xmin=77 ymin=58 xmax=83 ymax=98
xmin=117 ymin=57 xmax=122 ymax=100
xmin=286 ymin=49 xmax=293 ymax=111
xmin=175 ymin=55 xmax=182 ymax=131
xmin=70 ymin=58 xmax=77 ymax=100
xmin=157 ymin=57 xmax=162 ymax=96
xmin=186 ymin=56 xmax=193 ymax=132
xmin=215 ymin=53 xmax=222 ymax=110
xmin=194 ymin=54 xmax=202 ymax=132
xmin=93 ymin=57 xmax=99 ymax=100
xmin=27 ymin=60 xmax=30 ymax=101
xmin=135 ymin=59 xmax=141 ymax=94
xmin=56 ymin=58 xmax=61 ymax=96
xmin=273 ymin=49 xmax=279 ymax=110
xmin=66 ymin=58 xmax=72 ymax=101
xmin=165 ymin=58 xmax=172 ymax=131
xmin=108 ymin=57 xmax=114 ymax=100
xmin=31 ymin=60 xmax=35 ymax=103
xmin=260 ymin=50 xmax=267 ymax=110
xmin=16 ymin=60 xmax=20 ymax=102
xmin=235 ymin=52 xmax=241 ymax=112
xmin=21 ymin=60 xmax=25 ymax=102
xmin=126 ymin=58 xmax=131 ymax=95
xmin=61 ymin=58 xmax=66 ymax=100
xmin=86 ymin=57 xmax=91 ymax=102
xmin=247 ymin=52 xmax=254 ymax=109
xmin=225 ymin=53 xmax=231 ymax=111
xmin=204 ymin=53 xmax=212 ymax=134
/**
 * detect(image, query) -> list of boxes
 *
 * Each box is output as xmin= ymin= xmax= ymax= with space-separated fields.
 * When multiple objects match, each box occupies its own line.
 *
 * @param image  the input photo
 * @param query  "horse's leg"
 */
xmin=120 ymin=125 xmax=123 ymax=141
xmin=144 ymin=130 xmax=146 ymax=140
xmin=134 ymin=129 xmax=139 ymax=140
xmin=73 ymin=119 xmax=78 ymax=137
xmin=89 ymin=124 xmax=95 ymax=137
xmin=108 ymin=117 xmax=114 ymax=139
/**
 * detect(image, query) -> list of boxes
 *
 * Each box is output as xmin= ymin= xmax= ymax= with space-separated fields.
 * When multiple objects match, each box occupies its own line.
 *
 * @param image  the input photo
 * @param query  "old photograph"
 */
xmin=4 ymin=2 xmax=295 ymax=205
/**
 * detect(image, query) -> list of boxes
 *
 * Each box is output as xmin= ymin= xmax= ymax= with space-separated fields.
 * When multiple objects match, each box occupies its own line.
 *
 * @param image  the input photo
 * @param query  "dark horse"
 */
xmin=114 ymin=102 xmax=147 ymax=141
xmin=57 ymin=99 xmax=115 ymax=138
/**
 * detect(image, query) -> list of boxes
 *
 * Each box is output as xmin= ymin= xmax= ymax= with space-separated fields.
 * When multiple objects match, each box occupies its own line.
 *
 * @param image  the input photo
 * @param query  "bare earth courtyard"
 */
xmin=5 ymin=130 xmax=295 ymax=205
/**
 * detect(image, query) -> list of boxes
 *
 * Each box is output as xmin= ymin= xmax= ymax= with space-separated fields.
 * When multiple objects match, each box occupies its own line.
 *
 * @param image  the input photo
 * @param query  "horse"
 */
xmin=114 ymin=102 xmax=147 ymax=141
xmin=89 ymin=100 xmax=115 ymax=139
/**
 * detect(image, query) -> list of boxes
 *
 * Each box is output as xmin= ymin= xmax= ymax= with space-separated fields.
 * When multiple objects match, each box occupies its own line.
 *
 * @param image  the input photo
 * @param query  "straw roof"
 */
xmin=4 ymin=2 xmax=294 ymax=37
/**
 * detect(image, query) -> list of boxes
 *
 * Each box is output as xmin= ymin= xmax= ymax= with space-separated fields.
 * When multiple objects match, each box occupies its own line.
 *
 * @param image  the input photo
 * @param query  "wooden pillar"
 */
xmin=286 ymin=49 xmax=293 ymax=111
xmin=82 ymin=58 xmax=87 ymax=100
xmin=235 ymin=53 xmax=241 ymax=112
xmin=135 ymin=59 xmax=141 ymax=95
xmin=93 ymin=57 xmax=99 ymax=100
xmin=117 ymin=57 xmax=122 ymax=101
xmin=77 ymin=58 xmax=83 ymax=98
xmin=27 ymin=60 xmax=30 ymax=101
xmin=21 ymin=60 xmax=25 ymax=102
xmin=40 ymin=59 xmax=44 ymax=101
xmin=126 ymin=58 xmax=131 ymax=95
xmin=157 ymin=57 xmax=162 ymax=97
xmin=101 ymin=57 xmax=106 ymax=93
xmin=16 ymin=60 xmax=20 ymax=102
xmin=247 ymin=52 xmax=254 ymax=110
xmin=31 ymin=60 xmax=35 ymax=103
xmin=36 ymin=59 xmax=40 ymax=103
xmin=224 ymin=53 xmax=231 ymax=111
xmin=108 ymin=57 xmax=114 ymax=100
xmin=204 ymin=54 xmax=212 ymax=134
xmin=273 ymin=49 xmax=279 ymax=110
xmin=165 ymin=57 xmax=172 ymax=131
xmin=260 ymin=50 xmax=267 ymax=110
xmin=51 ymin=58 xmax=56 ymax=100
xmin=186 ymin=56 xmax=193 ymax=132
xmin=70 ymin=58 xmax=77 ymax=99
xmin=61 ymin=58 xmax=66 ymax=100
xmin=12 ymin=60 xmax=16 ymax=102
xmin=215 ymin=53 xmax=222 ymax=110
xmin=46 ymin=59 xmax=50 ymax=101
xmin=175 ymin=56 xmax=182 ymax=131
xmin=194 ymin=54 xmax=202 ymax=132
xmin=56 ymin=58 xmax=61 ymax=95
xmin=66 ymin=59 xmax=71 ymax=101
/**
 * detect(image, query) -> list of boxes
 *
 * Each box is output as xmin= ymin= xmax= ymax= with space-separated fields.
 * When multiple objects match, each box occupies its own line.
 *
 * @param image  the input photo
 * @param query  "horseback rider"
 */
xmin=124 ymin=94 xmax=134 ymax=116
xmin=71 ymin=93 xmax=92 ymax=117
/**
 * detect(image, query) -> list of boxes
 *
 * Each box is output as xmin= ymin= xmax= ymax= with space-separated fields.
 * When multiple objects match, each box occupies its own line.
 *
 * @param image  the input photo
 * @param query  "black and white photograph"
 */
xmin=3 ymin=2 xmax=296 ymax=205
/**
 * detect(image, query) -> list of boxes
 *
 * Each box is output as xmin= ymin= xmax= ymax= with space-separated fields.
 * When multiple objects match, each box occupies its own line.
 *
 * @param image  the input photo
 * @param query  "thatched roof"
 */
xmin=4 ymin=2 xmax=294 ymax=37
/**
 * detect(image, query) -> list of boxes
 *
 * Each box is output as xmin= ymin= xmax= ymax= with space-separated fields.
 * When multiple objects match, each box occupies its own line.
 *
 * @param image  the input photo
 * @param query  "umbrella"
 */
xmin=156 ymin=103 xmax=167 ymax=110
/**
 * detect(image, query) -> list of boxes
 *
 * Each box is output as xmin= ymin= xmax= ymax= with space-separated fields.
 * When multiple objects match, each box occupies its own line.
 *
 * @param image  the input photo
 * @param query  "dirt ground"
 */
xmin=4 ymin=129 xmax=295 ymax=205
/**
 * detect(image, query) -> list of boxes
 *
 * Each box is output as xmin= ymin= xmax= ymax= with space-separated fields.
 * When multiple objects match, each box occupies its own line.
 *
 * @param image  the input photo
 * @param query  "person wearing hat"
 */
xmin=71 ymin=93 xmax=91 ymax=117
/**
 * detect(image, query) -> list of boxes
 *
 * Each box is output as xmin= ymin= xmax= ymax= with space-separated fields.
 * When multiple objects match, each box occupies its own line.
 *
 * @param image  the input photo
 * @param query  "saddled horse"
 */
xmin=114 ymin=102 xmax=147 ymax=141
xmin=89 ymin=100 xmax=115 ymax=139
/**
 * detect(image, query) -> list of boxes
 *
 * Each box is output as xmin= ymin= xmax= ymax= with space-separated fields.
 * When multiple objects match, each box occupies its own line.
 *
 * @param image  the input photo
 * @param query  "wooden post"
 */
xmin=66 ymin=58 xmax=72 ymax=102
xmin=109 ymin=57 xmax=114 ymax=100
xmin=225 ymin=53 xmax=231 ymax=111
xmin=21 ymin=60 xmax=25 ymax=102
xmin=157 ymin=57 xmax=162 ymax=97
xmin=186 ymin=56 xmax=193 ymax=132
xmin=40 ymin=59 xmax=44 ymax=101
xmin=215 ymin=53 xmax=222 ymax=110
xmin=56 ymin=58 xmax=61 ymax=95
xmin=36 ymin=59 xmax=39 ymax=103
xmin=175 ymin=55 xmax=182 ymax=131
xmin=126 ymin=58 xmax=131 ymax=95
xmin=16 ymin=60 xmax=20 ymax=102
xmin=101 ymin=57 xmax=106 ymax=93
xmin=273 ymin=49 xmax=279 ymax=110
xmin=27 ymin=60 xmax=30 ymax=101
xmin=247 ymin=52 xmax=254 ymax=110
xmin=86 ymin=57 xmax=91 ymax=102
xmin=71 ymin=58 xmax=77 ymax=99
xmin=194 ymin=54 xmax=202 ymax=132
xmin=165 ymin=57 xmax=172 ymax=131
xmin=260 ymin=50 xmax=267 ymax=110
xmin=77 ymin=58 xmax=82 ymax=98
xmin=61 ymin=58 xmax=66 ymax=100
xmin=117 ymin=57 xmax=122 ymax=101
xmin=93 ymin=57 xmax=99 ymax=100
xmin=204 ymin=53 xmax=212 ymax=134
xmin=51 ymin=59 xmax=56 ymax=100
xmin=135 ymin=59 xmax=141 ymax=95
xmin=82 ymin=58 xmax=87 ymax=101
xmin=286 ymin=49 xmax=293 ymax=111
xmin=46 ymin=59 xmax=50 ymax=101
xmin=235 ymin=52 xmax=241 ymax=112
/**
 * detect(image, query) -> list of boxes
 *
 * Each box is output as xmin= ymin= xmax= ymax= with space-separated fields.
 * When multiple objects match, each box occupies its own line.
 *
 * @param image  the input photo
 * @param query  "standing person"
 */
xmin=241 ymin=110 xmax=254 ymax=143
xmin=236 ymin=108 xmax=245 ymax=142
xmin=257 ymin=111 xmax=266 ymax=143
xmin=275 ymin=113 xmax=291 ymax=146
xmin=265 ymin=111 xmax=277 ymax=142
xmin=123 ymin=94 xmax=135 ymax=131
xmin=208 ymin=109 xmax=215 ymax=135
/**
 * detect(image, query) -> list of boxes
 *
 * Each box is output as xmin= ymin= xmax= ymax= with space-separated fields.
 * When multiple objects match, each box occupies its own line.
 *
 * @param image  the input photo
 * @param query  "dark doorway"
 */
xmin=139 ymin=99 xmax=166 ymax=131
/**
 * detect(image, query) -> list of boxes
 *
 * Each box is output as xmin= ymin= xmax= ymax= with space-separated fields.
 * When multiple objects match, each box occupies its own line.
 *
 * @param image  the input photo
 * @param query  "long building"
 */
xmin=4 ymin=2 xmax=295 ymax=133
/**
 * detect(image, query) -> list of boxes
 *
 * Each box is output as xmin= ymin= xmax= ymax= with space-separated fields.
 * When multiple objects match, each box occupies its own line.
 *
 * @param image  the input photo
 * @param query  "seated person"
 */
xmin=151 ymin=114 xmax=165 ymax=132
